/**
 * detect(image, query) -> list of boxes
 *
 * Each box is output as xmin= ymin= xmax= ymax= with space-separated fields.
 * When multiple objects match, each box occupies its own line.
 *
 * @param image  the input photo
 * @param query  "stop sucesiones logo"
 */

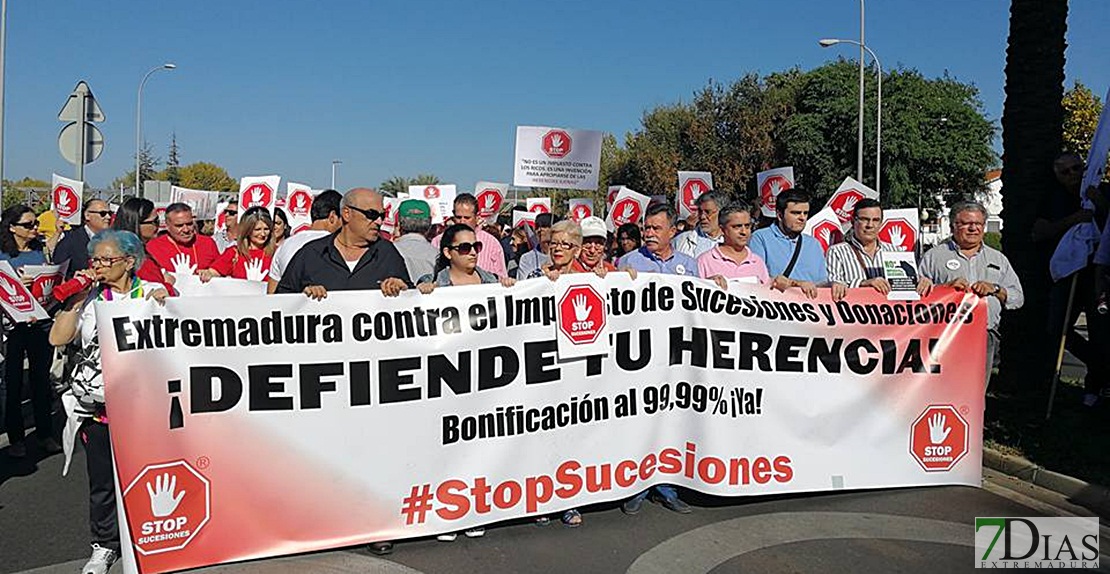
xmin=123 ymin=460 xmax=211 ymax=555
xmin=0 ymin=270 xmax=34 ymax=312
xmin=558 ymin=285 xmax=605 ymax=345
xmin=54 ymin=185 xmax=79 ymax=218
xmin=542 ymin=129 xmax=572 ymax=158
xmin=880 ymin=217 xmax=916 ymax=252
xmin=909 ymin=404 xmax=969 ymax=472
xmin=681 ymin=178 xmax=709 ymax=211
xmin=760 ymin=175 xmax=792 ymax=212
xmin=241 ymin=183 xmax=273 ymax=210
xmin=288 ymin=189 xmax=313 ymax=217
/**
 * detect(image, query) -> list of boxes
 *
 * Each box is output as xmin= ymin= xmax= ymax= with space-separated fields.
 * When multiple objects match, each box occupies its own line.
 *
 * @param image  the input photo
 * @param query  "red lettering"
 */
xmin=658 ymin=448 xmax=682 ymax=474
xmin=729 ymin=456 xmax=751 ymax=485
xmin=752 ymin=457 xmax=772 ymax=484
xmin=773 ymin=456 xmax=793 ymax=483
xmin=639 ymin=453 xmax=657 ymax=481
xmin=524 ymin=475 xmax=553 ymax=513
xmin=470 ymin=477 xmax=492 ymax=514
xmin=615 ymin=460 xmax=637 ymax=488
xmin=585 ymin=463 xmax=612 ymax=493
xmin=684 ymin=442 xmax=697 ymax=479
xmin=697 ymin=456 xmax=726 ymax=484
xmin=435 ymin=479 xmax=470 ymax=520
xmin=554 ymin=460 xmax=582 ymax=499
xmin=493 ymin=480 xmax=522 ymax=510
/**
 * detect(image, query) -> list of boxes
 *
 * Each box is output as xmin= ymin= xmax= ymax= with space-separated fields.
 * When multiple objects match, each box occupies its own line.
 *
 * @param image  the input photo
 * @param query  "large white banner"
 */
xmin=99 ymin=277 xmax=986 ymax=574
xmin=52 ymin=174 xmax=84 ymax=225
xmin=513 ymin=126 xmax=603 ymax=190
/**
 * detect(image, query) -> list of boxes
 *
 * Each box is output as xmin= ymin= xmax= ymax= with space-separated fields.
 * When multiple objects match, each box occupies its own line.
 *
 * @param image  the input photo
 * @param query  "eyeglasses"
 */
xmin=550 ymin=241 xmax=581 ymax=250
xmin=224 ymin=210 xmax=238 ymax=217
xmin=448 ymin=241 xmax=483 ymax=255
xmin=11 ymin=221 xmax=36 ymax=230
xmin=90 ymin=255 xmax=129 ymax=268
xmin=87 ymin=210 xmax=113 ymax=218
xmin=140 ymin=217 xmax=160 ymax=227
xmin=955 ymin=220 xmax=985 ymax=229
xmin=347 ymin=205 xmax=384 ymax=221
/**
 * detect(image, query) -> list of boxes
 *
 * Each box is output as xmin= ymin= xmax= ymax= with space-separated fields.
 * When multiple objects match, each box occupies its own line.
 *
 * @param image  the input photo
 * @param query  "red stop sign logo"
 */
xmin=571 ymin=204 xmax=591 ymax=221
xmin=611 ymin=198 xmax=642 ymax=227
xmin=123 ymin=460 xmax=211 ymax=556
xmin=529 ymin=202 xmax=550 ymax=214
xmin=423 ymin=186 xmax=441 ymax=199
xmin=559 ymin=285 xmax=606 ymax=345
xmin=811 ymin=220 xmax=843 ymax=252
xmin=288 ymin=190 xmax=313 ymax=217
xmin=476 ymin=189 xmax=503 ymax=219
xmin=681 ymin=178 xmax=709 ymax=212
xmin=760 ymin=175 xmax=792 ymax=214
xmin=542 ymin=129 xmax=572 ymax=159
xmin=880 ymin=217 xmax=916 ymax=252
xmin=53 ymin=185 xmax=79 ymax=219
xmin=910 ymin=405 xmax=969 ymax=472
xmin=0 ymin=270 xmax=34 ymax=312
xmin=31 ymin=273 xmax=63 ymax=303
xmin=829 ymin=189 xmax=865 ymax=224
xmin=607 ymin=187 xmax=621 ymax=209
xmin=241 ymin=183 xmax=273 ymax=210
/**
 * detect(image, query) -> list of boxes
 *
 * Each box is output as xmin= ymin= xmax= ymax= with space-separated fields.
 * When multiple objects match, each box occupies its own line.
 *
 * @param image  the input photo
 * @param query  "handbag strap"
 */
xmin=782 ymin=235 xmax=805 ymax=278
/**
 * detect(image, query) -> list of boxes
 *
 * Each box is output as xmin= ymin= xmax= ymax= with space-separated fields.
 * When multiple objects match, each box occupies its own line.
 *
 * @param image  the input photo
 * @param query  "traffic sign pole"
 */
xmin=76 ymin=84 xmax=87 ymax=181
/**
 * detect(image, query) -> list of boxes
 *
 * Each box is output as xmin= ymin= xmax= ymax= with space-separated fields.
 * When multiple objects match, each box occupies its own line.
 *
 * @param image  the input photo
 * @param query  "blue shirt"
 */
xmin=0 ymin=248 xmax=47 ymax=272
xmin=749 ymin=224 xmax=828 ymax=283
xmin=618 ymin=247 xmax=698 ymax=276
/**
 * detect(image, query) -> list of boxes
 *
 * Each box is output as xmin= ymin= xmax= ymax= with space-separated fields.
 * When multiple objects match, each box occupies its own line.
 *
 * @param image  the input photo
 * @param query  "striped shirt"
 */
xmin=825 ymin=235 xmax=899 ymax=287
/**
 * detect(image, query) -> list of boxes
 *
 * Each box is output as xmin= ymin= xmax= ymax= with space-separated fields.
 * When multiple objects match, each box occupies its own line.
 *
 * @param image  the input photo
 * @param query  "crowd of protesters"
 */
xmin=21 ymin=156 xmax=1110 ymax=572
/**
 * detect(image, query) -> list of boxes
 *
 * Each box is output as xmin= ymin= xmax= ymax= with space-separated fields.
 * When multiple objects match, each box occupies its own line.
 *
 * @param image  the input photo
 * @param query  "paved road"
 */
xmin=2 ymin=443 xmax=1107 ymax=574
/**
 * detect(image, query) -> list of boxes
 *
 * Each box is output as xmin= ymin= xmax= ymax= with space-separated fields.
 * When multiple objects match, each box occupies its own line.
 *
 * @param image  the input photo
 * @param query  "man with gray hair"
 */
xmin=672 ymin=191 xmax=726 ymax=258
xmin=392 ymin=199 xmax=437 ymax=285
xmin=920 ymin=200 xmax=1024 ymax=387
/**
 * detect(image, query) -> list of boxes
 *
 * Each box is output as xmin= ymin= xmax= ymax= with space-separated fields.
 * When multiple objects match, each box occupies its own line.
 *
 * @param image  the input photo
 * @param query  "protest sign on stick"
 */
xmin=52 ymin=174 xmax=84 ymax=225
xmin=285 ymin=183 xmax=316 ymax=235
xmin=409 ymin=184 xmax=457 ymax=225
xmin=514 ymin=126 xmax=603 ymax=190
xmin=239 ymin=175 xmax=281 ymax=213
xmin=23 ymin=262 xmax=69 ymax=304
xmin=757 ymin=167 xmax=794 ymax=218
xmin=474 ymin=182 xmax=507 ymax=223
xmin=606 ymin=187 xmax=650 ymax=232
xmin=804 ymin=207 xmax=844 ymax=253
xmin=526 ymin=197 xmax=551 ymax=214
xmin=879 ymin=208 xmax=920 ymax=253
xmin=567 ymin=198 xmax=593 ymax=222
xmin=170 ymin=186 xmax=220 ymax=221
xmin=0 ymin=261 xmax=49 ymax=322
xmin=824 ymin=177 xmax=879 ymax=225
xmin=677 ymin=171 xmax=713 ymax=219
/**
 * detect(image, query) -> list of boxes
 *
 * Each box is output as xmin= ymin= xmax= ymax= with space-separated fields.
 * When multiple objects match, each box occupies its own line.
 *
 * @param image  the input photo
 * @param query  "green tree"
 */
xmin=177 ymin=162 xmax=237 ymax=192
xmin=161 ymin=133 xmax=182 ymax=185
xmin=112 ymin=142 xmax=161 ymax=193
xmin=1062 ymin=82 xmax=1103 ymax=159
xmin=998 ymin=0 xmax=1069 ymax=393
xmin=412 ymin=174 xmax=441 ymax=186
xmin=379 ymin=176 xmax=410 ymax=196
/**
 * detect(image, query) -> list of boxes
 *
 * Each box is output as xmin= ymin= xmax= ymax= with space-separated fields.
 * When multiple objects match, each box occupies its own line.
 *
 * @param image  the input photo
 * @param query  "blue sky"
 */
xmin=5 ymin=0 xmax=1108 ymax=191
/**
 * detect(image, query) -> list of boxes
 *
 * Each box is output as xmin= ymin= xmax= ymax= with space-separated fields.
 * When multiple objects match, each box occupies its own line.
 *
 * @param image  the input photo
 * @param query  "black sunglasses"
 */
xmin=448 ymin=241 xmax=483 ymax=255
xmin=11 ymin=221 xmax=36 ymax=230
xmin=347 ymin=205 xmax=384 ymax=221
xmin=140 ymin=217 xmax=161 ymax=227
xmin=224 ymin=209 xmax=238 ymax=217
xmin=87 ymin=210 xmax=113 ymax=218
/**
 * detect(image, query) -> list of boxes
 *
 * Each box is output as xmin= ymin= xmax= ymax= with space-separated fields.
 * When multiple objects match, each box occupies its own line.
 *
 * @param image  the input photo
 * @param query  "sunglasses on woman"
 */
xmin=11 ymin=221 xmax=36 ymax=230
xmin=448 ymin=241 xmax=483 ymax=255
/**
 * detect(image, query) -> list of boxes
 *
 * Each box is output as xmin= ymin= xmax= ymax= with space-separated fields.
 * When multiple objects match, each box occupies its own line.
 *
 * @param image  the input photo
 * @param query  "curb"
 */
xmin=983 ymin=447 xmax=1110 ymax=516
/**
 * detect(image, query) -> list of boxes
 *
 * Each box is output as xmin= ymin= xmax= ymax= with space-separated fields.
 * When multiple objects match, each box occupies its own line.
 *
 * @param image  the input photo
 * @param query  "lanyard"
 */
xmin=99 ymin=278 xmax=143 ymax=301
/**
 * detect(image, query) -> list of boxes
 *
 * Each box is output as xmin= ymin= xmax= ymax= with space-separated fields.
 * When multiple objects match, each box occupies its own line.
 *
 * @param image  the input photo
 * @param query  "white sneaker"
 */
xmin=82 ymin=544 xmax=117 ymax=574
xmin=464 ymin=527 xmax=485 ymax=538
xmin=436 ymin=532 xmax=458 ymax=542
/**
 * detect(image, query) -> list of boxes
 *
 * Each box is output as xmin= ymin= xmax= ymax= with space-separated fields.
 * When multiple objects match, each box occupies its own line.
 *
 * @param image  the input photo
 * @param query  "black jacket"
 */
xmin=53 ymin=227 xmax=93 ymax=278
xmin=276 ymin=232 xmax=412 ymax=294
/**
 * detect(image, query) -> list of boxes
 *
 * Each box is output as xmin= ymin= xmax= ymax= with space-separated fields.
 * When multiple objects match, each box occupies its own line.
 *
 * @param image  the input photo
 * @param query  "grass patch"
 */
xmin=985 ymin=374 xmax=1110 ymax=485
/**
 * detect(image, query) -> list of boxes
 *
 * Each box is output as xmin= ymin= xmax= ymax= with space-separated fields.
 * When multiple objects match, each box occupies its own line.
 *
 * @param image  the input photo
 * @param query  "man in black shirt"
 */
xmin=54 ymin=199 xmax=112 ymax=278
xmin=1034 ymin=152 xmax=1110 ymax=406
xmin=276 ymin=188 xmax=410 ymax=300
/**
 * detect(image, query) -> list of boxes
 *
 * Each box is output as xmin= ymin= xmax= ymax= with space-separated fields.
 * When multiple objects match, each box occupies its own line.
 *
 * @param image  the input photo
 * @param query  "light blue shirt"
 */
xmin=749 ymin=224 xmax=828 ymax=283
xmin=0 ymin=248 xmax=47 ymax=272
xmin=618 ymin=247 xmax=698 ymax=276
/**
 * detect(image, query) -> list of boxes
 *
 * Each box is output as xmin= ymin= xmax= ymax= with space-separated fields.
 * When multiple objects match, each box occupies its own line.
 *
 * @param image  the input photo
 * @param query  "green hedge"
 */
xmin=984 ymin=231 xmax=1002 ymax=251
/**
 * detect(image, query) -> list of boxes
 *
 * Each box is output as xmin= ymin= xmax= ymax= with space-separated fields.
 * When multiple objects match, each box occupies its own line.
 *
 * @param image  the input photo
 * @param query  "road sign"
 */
xmin=58 ymin=122 xmax=104 ymax=165
xmin=57 ymin=81 xmax=105 ymax=122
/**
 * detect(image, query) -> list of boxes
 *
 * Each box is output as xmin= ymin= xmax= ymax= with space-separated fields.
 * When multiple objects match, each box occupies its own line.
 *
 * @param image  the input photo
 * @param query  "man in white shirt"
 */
xmin=267 ymin=190 xmax=342 ymax=293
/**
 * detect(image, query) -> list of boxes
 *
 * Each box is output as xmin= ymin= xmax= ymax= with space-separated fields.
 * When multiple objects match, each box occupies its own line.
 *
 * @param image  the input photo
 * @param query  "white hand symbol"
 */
xmin=928 ymin=412 xmax=951 ymax=444
xmin=147 ymin=473 xmax=186 ymax=518
xmin=171 ymin=253 xmax=197 ymax=276
xmin=769 ymin=179 xmax=784 ymax=195
xmin=249 ymin=187 xmax=263 ymax=205
xmin=618 ymin=203 xmax=633 ymax=220
xmin=0 ymin=276 xmax=17 ymax=296
xmin=40 ymin=278 xmax=55 ymax=296
xmin=482 ymin=194 xmax=495 ymax=209
xmin=295 ymin=195 xmax=307 ymax=210
xmin=572 ymin=294 xmax=591 ymax=322
xmin=888 ymin=226 xmax=907 ymax=250
xmin=819 ymin=228 xmax=832 ymax=245
xmin=839 ymin=196 xmax=858 ymax=217
xmin=551 ymin=135 xmax=564 ymax=148
xmin=245 ymin=258 xmax=266 ymax=281
xmin=57 ymin=192 xmax=72 ymax=211
xmin=690 ymin=182 xmax=701 ymax=195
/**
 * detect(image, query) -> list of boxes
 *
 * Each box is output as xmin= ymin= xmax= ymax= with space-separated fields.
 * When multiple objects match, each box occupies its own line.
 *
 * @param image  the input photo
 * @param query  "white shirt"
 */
xmin=268 ymin=230 xmax=331 ymax=282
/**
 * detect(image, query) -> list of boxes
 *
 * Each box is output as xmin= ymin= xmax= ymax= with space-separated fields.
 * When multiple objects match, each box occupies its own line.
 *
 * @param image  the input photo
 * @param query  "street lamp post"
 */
xmin=857 ymin=0 xmax=865 ymax=184
xmin=0 ymin=0 xmax=9 ymax=207
xmin=820 ymin=38 xmax=883 ymax=194
xmin=136 ymin=63 xmax=176 ymax=198
xmin=331 ymin=159 xmax=342 ymax=190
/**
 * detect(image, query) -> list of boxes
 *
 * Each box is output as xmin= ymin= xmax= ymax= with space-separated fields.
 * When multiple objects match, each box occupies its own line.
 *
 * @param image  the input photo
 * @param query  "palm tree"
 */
xmin=379 ymin=176 xmax=410 ymax=197
xmin=412 ymin=174 xmax=441 ymax=185
xmin=998 ymin=0 xmax=1068 ymax=393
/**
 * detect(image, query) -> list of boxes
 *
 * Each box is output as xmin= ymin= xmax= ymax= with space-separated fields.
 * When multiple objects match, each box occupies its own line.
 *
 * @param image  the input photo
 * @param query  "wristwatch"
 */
xmin=990 ymin=284 xmax=1002 ymax=297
